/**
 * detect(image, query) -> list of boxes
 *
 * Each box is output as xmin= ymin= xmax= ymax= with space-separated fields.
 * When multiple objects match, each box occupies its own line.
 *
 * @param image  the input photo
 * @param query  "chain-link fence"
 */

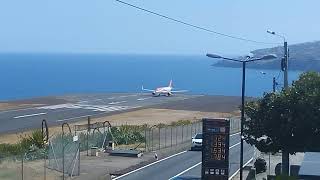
xmin=144 ymin=118 xmax=240 ymax=152
xmin=47 ymin=134 xmax=80 ymax=179
xmin=0 ymin=148 xmax=59 ymax=180
xmin=0 ymin=117 xmax=241 ymax=180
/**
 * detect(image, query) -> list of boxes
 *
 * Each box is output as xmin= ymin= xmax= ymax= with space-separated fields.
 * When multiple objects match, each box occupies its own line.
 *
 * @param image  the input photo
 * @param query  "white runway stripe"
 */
xmin=14 ymin=112 xmax=47 ymax=119
xmin=36 ymin=103 xmax=136 ymax=112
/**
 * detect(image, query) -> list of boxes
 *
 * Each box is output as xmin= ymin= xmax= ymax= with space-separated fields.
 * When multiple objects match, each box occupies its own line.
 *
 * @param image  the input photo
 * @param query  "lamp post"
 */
xmin=206 ymin=53 xmax=277 ymax=180
xmin=267 ymin=30 xmax=289 ymax=175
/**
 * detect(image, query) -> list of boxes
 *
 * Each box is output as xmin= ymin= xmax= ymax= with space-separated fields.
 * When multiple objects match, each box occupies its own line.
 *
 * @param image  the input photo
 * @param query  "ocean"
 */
xmin=0 ymin=53 xmax=302 ymax=101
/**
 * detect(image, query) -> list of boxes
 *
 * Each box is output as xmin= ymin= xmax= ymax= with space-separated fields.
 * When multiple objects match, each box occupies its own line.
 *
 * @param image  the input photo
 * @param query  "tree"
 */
xmin=244 ymin=71 xmax=320 ymax=155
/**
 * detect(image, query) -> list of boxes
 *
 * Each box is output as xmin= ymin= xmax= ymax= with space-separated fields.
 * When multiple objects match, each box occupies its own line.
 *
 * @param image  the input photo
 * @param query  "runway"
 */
xmin=0 ymin=93 xmax=197 ymax=134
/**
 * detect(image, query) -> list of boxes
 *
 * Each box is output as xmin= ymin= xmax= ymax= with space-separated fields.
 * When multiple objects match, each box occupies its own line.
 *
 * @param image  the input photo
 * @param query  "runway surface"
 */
xmin=114 ymin=133 xmax=254 ymax=180
xmin=0 ymin=93 xmax=198 ymax=134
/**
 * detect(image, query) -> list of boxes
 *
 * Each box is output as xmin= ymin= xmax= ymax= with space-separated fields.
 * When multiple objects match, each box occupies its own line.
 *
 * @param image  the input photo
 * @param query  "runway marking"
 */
xmin=13 ymin=112 xmax=47 ymax=119
xmin=108 ymin=101 xmax=127 ymax=105
xmin=137 ymin=97 xmax=152 ymax=101
xmin=37 ymin=103 xmax=135 ymax=112
xmin=168 ymin=162 xmax=202 ymax=180
xmin=118 ymin=95 xmax=138 ymax=98
xmin=56 ymin=106 xmax=142 ymax=122
xmin=113 ymin=151 xmax=188 ymax=180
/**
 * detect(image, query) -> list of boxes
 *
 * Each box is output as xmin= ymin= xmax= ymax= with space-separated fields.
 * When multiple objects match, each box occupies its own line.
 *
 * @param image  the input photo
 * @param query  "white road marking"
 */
xmin=168 ymin=162 xmax=202 ymax=180
xmin=137 ymin=97 xmax=152 ymax=101
xmin=108 ymin=101 xmax=127 ymax=105
xmin=229 ymin=158 xmax=253 ymax=180
xmin=230 ymin=132 xmax=240 ymax=137
xmin=113 ymin=131 xmax=245 ymax=180
xmin=13 ymin=112 xmax=47 ymax=119
xmin=113 ymin=151 xmax=188 ymax=180
xmin=168 ymin=141 xmax=249 ymax=180
xmin=229 ymin=142 xmax=241 ymax=149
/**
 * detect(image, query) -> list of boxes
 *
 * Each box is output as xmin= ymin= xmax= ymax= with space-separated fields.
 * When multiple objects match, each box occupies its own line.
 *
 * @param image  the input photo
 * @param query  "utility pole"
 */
xmin=282 ymin=40 xmax=290 ymax=175
xmin=273 ymin=77 xmax=276 ymax=93
xmin=267 ymin=30 xmax=289 ymax=175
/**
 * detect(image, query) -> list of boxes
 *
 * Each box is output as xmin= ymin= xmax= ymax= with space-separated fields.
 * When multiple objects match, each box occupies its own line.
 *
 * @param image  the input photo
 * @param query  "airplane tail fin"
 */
xmin=169 ymin=80 xmax=173 ymax=88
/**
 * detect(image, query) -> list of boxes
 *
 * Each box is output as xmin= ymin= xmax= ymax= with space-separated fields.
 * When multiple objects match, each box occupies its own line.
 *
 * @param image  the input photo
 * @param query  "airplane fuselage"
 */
xmin=152 ymin=86 xmax=172 ymax=96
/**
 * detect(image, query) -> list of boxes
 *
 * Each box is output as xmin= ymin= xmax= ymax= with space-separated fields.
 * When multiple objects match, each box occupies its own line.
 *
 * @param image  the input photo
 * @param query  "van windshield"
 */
xmin=195 ymin=134 xmax=202 ymax=139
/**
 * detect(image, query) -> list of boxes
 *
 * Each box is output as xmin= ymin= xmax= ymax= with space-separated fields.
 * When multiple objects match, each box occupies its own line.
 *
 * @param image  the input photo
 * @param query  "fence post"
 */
xmin=164 ymin=127 xmax=167 ymax=148
xmin=21 ymin=154 xmax=24 ymax=180
xmin=151 ymin=128 xmax=154 ymax=151
xmin=189 ymin=124 xmax=191 ymax=139
xmin=182 ymin=125 xmax=184 ymax=143
xmin=158 ymin=127 xmax=161 ymax=150
xmin=170 ymin=126 xmax=173 ymax=148
xmin=44 ymin=150 xmax=46 ymax=180
xmin=78 ymin=142 xmax=81 ymax=176
xmin=144 ymin=128 xmax=147 ymax=152
xmin=87 ymin=116 xmax=91 ymax=156
xmin=175 ymin=126 xmax=178 ymax=147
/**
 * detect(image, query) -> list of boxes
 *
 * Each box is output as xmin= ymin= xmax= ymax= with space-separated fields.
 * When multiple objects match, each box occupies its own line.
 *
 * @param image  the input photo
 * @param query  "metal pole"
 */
xmin=269 ymin=152 xmax=271 ymax=175
xmin=240 ymin=61 xmax=246 ymax=180
xmin=145 ymin=128 xmax=147 ymax=151
xmin=164 ymin=127 xmax=167 ymax=148
xmin=176 ymin=127 xmax=178 ymax=147
xmin=78 ymin=143 xmax=81 ymax=176
xmin=22 ymin=154 xmax=24 ymax=180
xmin=171 ymin=126 xmax=173 ymax=148
xmin=182 ymin=125 xmax=184 ymax=143
xmin=284 ymin=41 xmax=288 ymax=88
xmin=151 ymin=128 xmax=154 ymax=151
xmin=158 ymin=127 xmax=161 ymax=150
xmin=273 ymin=77 xmax=276 ymax=92
xmin=282 ymin=40 xmax=290 ymax=175
xmin=87 ymin=116 xmax=91 ymax=156
xmin=62 ymin=136 xmax=65 ymax=180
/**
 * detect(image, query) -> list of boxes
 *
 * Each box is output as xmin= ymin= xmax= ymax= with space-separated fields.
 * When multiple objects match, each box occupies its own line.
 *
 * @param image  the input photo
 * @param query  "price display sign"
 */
xmin=201 ymin=118 xmax=230 ymax=180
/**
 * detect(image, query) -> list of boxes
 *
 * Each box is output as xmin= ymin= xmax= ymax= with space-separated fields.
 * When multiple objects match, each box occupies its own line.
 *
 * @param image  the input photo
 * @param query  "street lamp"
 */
xmin=206 ymin=53 xmax=277 ymax=180
xmin=267 ymin=30 xmax=288 ymax=88
xmin=267 ymin=29 xmax=289 ymax=175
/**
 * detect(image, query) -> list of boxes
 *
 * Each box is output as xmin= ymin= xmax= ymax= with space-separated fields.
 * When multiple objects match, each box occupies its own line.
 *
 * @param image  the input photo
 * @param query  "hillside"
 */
xmin=213 ymin=41 xmax=320 ymax=71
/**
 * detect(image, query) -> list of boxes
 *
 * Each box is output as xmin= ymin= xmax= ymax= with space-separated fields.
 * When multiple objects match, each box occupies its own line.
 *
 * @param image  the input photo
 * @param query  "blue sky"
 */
xmin=0 ymin=0 xmax=319 ymax=55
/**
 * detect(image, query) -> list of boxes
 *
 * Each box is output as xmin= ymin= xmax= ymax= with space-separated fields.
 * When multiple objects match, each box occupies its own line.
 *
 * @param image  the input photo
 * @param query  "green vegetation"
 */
xmin=0 ymin=120 xmax=199 ymax=156
xmin=170 ymin=120 xmax=193 ymax=126
xmin=0 ymin=130 xmax=45 ymax=159
xmin=244 ymin=72 xmax=320 ymax=154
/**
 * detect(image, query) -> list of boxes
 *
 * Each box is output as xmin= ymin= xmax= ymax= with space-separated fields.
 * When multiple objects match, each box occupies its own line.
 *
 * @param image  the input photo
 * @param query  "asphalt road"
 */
xmin=0 ymin=93 xmax=197 ymax=134
xmin=114 ymin=133 xmax=254 ymax=180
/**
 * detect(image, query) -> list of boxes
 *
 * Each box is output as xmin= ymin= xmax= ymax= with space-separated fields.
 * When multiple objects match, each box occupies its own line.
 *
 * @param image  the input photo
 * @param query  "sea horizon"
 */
xmin=0 ymin=53 xmax=302 ymax=101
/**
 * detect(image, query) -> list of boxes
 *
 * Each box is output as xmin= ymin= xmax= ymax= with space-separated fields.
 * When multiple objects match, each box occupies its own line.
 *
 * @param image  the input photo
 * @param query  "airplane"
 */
xmin=142 ymin=80 xmax=188 ymax=96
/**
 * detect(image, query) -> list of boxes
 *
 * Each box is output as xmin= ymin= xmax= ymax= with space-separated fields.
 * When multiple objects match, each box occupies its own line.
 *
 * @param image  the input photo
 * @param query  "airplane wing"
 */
xmin=142 ymin=85 xmax=154 ymax=92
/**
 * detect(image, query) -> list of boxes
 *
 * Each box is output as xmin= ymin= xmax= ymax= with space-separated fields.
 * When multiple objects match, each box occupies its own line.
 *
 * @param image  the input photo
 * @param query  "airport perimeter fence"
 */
xmin=0 ymin=117 xmax=240 ymax=180
xmin=144 ymin=117 xmax=240 ymax=152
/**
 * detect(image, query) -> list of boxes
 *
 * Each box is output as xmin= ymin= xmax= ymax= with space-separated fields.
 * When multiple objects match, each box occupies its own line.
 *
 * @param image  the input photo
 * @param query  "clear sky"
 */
xmin=0 ymin=0 xmax=319 ymax=55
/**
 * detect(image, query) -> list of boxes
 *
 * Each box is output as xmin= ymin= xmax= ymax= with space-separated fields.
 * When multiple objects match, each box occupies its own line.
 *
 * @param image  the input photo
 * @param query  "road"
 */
xmin=114 ymin=133 xmax=254 ymax=180
xmin=0 ymin=93 xmax=196 ymax=134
